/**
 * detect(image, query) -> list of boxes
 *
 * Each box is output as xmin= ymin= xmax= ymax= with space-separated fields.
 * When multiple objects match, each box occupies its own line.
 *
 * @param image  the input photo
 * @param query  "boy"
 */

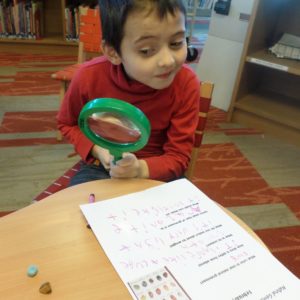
xmin=57 ymin=0 xmax=200 ymax=185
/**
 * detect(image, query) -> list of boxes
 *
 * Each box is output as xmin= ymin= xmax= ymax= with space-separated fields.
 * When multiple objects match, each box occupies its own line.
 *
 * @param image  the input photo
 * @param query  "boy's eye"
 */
xmin=170 ymin=40 xmax=184 ymax=49
xmin=139 ymin=48 xmax=156 ymax=57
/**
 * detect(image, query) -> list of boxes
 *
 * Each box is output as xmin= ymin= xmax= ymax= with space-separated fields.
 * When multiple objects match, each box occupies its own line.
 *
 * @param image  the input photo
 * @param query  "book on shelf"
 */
xmin=64 ymin=3 xmax=80 ymax=42
xmin=31 ymin=0 xmax=43 ymax=39
xmin=64 ymin=0 xmax=98 ymax=43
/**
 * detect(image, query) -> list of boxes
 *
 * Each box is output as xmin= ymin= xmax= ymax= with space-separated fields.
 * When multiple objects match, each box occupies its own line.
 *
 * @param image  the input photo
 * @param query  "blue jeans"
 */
xmin=69 ymin=161 xmax=185 ymax=186
xmin=69 ymin=161 xmax=110 ymax=186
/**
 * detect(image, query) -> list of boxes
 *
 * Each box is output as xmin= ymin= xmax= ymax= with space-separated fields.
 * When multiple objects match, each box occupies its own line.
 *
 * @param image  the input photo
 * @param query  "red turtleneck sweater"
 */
xmin=57 ymin=56 xmax=200 ymax=181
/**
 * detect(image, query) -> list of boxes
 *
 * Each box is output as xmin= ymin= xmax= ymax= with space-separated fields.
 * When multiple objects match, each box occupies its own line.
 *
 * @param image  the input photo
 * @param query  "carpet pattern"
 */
xmin=0 ymin=52 xmax=299 ymax=279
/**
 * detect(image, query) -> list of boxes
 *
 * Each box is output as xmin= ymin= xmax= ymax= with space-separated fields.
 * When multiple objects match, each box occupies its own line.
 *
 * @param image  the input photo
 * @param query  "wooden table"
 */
xmin=0 ymin=179 xmax=265 ymax=299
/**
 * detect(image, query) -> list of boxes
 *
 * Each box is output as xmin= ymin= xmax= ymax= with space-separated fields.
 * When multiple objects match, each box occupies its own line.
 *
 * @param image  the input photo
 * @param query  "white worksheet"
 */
xmin=80 ymin=179 xmax=300 ymax=300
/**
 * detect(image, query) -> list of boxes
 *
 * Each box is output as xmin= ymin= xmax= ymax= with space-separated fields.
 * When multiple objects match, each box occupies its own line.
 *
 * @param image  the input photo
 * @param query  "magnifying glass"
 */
xmin=78 ymin=98 xmax=151 ymax=162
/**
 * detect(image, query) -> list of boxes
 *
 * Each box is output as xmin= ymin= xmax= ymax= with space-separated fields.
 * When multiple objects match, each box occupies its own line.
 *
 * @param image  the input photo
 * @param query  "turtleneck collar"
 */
xmin=109 ymin=62 xmax=167 ymax=98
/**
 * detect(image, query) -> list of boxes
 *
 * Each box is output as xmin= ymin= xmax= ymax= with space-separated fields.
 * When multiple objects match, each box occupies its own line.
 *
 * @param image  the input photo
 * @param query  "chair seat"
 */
xmin=51 ymin=64 xmax=81 ymax=81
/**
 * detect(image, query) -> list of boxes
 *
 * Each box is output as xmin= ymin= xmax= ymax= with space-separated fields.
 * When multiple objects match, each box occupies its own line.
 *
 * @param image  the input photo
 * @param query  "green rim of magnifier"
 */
xmin=78 ymin=98 xmax=151 ymax=159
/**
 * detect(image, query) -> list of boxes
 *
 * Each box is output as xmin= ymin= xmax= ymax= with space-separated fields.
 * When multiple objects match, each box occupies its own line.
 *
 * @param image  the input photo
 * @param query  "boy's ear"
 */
xmin=102 ymin=42 xmax=122 ymax=65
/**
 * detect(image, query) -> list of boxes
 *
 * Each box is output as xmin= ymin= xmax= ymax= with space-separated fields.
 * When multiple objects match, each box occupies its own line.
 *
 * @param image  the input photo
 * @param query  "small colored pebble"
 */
xmin=39 ymin=282 xmax=52 ymax=294
xmin=88 ymin=193 xmax=95 ymax=203
xmin=27 ymin=265 xmax=38 ymax=277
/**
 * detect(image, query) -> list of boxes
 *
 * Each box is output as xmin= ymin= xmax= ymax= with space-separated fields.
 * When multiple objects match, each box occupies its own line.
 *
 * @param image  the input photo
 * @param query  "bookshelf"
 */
xmin=1 ymin=0 xmax=211 ymax=51
xmin=0 ymin=0 xmax=63 ymax=45
xmin=0 ymin=0 xmax=97 ymax=50
xmin=227 ymin=0 xmax=300 ymax=147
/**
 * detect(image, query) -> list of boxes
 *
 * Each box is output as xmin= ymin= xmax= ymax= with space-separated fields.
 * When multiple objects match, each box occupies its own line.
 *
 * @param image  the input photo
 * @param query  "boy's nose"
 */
xmin=157 ymin=48 xmax=175 ymax=68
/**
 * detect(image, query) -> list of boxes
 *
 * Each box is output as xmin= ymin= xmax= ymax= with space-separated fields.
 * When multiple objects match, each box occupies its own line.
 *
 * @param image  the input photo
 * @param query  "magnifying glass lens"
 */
xmin=88 ymin=112 xmax=141 ymax=144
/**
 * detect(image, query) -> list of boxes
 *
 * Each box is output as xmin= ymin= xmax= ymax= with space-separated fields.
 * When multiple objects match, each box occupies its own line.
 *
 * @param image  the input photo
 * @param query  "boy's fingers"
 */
xmin=116 ymin=153 xmax=135 ymax=166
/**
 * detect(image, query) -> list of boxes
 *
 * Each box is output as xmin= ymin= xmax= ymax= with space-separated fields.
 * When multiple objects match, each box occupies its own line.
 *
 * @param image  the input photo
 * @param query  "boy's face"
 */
xmin=113 ymin=8 xmax=187 ymax=90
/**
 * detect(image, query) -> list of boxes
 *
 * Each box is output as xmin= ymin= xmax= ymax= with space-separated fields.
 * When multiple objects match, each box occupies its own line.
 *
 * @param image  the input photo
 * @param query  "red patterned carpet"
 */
xmin=1 ymin=52 xmax=299 ymax=278
xmin=194 ymin=110 xmax=300 ymax=279
xmin=0 ymin=111 xmax=61 ymax=147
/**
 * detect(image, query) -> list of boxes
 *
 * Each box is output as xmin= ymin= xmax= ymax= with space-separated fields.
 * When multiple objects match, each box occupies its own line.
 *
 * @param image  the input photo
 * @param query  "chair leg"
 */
xmin=56 ymin=81 xmax=68 ymax=141
xmin=185 ymin=147 xmax=200 ymax=180
xmin=56 ymin=131 xmax=63 ymax=142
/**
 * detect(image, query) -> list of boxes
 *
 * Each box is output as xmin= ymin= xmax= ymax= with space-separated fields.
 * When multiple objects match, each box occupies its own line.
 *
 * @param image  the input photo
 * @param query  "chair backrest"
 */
xmin=185 ymin=81 xmax=214 ymax=180
xmin=77 ymin=6 xmax=103 ymax=63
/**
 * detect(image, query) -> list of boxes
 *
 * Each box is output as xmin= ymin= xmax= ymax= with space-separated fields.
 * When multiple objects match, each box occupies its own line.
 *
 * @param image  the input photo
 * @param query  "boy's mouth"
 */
xmin=156 ymin=71 xmax=173 ymax=79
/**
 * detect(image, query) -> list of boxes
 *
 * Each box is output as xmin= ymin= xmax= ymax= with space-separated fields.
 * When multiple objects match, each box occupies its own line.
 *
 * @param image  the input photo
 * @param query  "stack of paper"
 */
xmin=269 ymin=33 xmax=300 ymax=61
xmin=81 ymin=179 xmax=300 ymax=299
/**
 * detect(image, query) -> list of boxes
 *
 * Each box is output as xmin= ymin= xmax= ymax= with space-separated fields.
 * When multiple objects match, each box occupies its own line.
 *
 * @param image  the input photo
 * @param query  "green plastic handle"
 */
xmin=78 ymin=98 xmax=151 ymax=162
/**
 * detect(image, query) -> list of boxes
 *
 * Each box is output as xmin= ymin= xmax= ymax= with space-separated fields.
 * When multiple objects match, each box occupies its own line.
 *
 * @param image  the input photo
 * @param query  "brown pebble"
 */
xmin=39 ymin=282 xmax=52 ymax=294
xmin=86 ymin=224 xmax=91 ymax=229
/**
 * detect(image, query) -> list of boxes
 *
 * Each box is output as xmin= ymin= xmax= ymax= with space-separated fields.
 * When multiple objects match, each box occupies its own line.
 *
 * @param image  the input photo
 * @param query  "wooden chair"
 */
xmin=52 ymin=6 xmax=103 ymax=141
xmin=185 ymin=81 xmax=214 ymax=180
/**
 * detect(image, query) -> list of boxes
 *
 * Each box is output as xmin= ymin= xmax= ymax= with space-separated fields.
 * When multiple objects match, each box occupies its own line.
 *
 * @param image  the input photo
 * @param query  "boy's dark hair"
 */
xmin=98 ymin=0 xmax=186 ymax=55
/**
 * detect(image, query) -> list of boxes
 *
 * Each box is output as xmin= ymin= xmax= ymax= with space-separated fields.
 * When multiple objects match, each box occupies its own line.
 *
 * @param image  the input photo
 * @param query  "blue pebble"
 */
xmin=27 ymin=265 xmax=38 ymax=277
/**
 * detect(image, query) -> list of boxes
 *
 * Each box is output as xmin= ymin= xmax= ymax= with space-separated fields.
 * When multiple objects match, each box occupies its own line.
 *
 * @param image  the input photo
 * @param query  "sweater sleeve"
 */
xmin=56 ymin=67 xmax=94 ymax=162
xmin=144 ymin=70 xmax=200 ymax=181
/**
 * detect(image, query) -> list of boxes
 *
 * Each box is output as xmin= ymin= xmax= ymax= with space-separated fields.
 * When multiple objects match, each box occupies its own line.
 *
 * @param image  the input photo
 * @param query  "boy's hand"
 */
xmin=91 ymin=145 xmax=112 ymax=170
xmin=109 ymin=153 xmax=149 ymax=179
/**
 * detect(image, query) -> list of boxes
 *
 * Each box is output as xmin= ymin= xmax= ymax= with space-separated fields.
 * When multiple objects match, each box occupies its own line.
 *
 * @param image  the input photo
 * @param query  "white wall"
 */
xmin=196 ymin=0 xmax=255 ymax=111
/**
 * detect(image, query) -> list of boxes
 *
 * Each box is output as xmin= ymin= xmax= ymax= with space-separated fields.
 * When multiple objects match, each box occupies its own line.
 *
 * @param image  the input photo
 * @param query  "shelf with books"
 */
xmin=0 ymin=33 xmax=77 ymax=45
xmin=0 ymin=0 xmax=44 ymax=40
xmin=0 ymin=0 xmax=98 ymax=47
xmin=1 ymin=0 xmax=210 ymax=49
xmin=63 ymin=3 xmax=95 ymax=43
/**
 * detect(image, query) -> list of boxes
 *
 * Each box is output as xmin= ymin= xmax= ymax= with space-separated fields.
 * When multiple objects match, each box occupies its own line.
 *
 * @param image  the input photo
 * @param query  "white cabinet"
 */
xmin=196 ymin=0 xmax=254 ymax=111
